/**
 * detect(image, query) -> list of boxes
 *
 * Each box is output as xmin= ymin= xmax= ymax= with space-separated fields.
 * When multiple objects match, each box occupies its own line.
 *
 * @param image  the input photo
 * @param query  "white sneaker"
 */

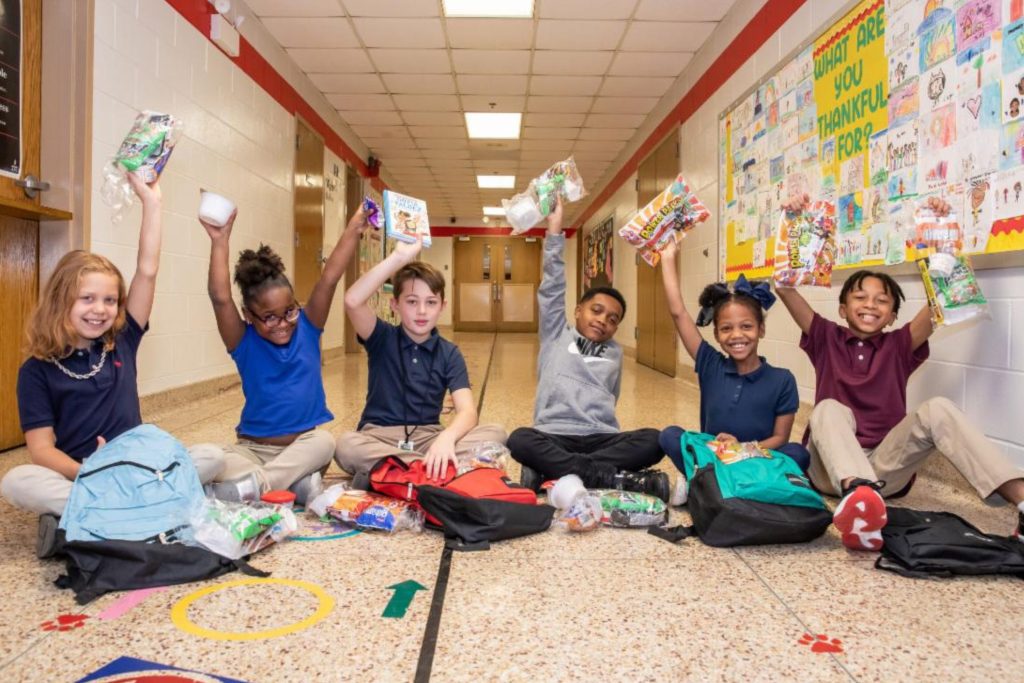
xmin=670 ymin=475 xmax=688 ymax=506
xmin=289 ymin=471 xmax=323 ymax=506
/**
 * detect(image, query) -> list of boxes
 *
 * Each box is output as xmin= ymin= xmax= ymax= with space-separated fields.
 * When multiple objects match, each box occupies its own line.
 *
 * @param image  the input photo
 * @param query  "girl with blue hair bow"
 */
xmin=657 ymin=240 xmax=810 ymax=505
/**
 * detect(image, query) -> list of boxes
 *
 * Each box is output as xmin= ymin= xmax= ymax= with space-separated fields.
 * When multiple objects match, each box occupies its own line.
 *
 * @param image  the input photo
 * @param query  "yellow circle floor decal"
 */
xmin=170 ymin=578 xmax=334 ymax=641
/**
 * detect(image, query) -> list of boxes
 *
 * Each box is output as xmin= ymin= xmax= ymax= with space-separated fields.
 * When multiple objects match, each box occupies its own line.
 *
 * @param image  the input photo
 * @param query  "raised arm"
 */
xmin=201 ymin=210 xmax=247 ymax=351
xmin=538 ymin=197 xmax=567 ymax=341
xmin=305 ymin=206 xmax=369 ymax=329
xmin=344 ymin=238 xmax=422 ymax=341
xmin=908 ymin=302 xmax=934 ymax=350
xmin=775 ymin=287 xmax=815 ymax=335
xmin=124 ymin=172 xmax=162 ymax=328
xmin=658 ymin=239 xmax=702 ymax=361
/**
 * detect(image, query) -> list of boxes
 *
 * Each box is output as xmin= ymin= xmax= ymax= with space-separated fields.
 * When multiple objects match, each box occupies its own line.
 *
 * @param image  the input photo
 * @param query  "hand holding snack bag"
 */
xmin=772 ymin=200 xmax=837 ymax=288
xmin=502 ymin=156 xmax=587 ymax=234
xmin=101 ymin=111 xmax=182 ymax=221
xmin=618 ymin=174 xmax=710 ymax=266
xmin=918 ymin=255 xmax=989 ymax=328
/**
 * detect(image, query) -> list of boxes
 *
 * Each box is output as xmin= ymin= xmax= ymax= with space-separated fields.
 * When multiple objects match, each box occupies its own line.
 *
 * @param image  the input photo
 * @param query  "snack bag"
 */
xmin=456 ymin=441 xmax=510 ymax=475
xmin=502 ymin=190 xmax=545 ymax=233
xmin=911 ymin=203 xmax=962 ymax=255
xmin=190 ymin=498 xmax=298 ymax=559
xmin=593 ymin=489 xmax=668 ymax=528
xmin=772 ymin=200 xmax=837 ymax=287
xmin=619 ymin=174 xmax=710 ymax=266
xmin=326 ymin=490 xmax=424 ymax=533
xmin=708 ymin=440 xmax=772 ymax=465
xmin=363 ymin=196 xmax=382 ymax=229
xmin=101 ymin=111 xmax=183 ymax=221
xmin=918 ymin=255 xmax=989 ymax=328
xmin=556 ymin=494 xmax=604 ymax=532
xmin=502 ymin=156 xmax=587 ymax=234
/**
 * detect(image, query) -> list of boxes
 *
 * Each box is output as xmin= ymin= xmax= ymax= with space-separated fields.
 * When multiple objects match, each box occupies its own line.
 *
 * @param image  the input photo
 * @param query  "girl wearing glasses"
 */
xmin=198 ymin=204 xmax=369 ymax=504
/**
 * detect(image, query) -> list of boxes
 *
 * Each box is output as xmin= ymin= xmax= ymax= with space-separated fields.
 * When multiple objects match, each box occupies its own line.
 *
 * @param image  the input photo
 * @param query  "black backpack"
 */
xmin=417 ymin=485 xmax=555 ymax=551
xmin=876 ymin=507 xmax=1024 ymax=580
xmin=56 ymin=534 xmax=269 ymax=604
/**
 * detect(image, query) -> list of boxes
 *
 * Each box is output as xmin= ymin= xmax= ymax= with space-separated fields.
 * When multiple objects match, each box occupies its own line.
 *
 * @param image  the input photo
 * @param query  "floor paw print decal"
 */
xmin=41 ymin=613 xmax=89 ymax=632
xmin=798 ymin=633 xmax=844 ymax=653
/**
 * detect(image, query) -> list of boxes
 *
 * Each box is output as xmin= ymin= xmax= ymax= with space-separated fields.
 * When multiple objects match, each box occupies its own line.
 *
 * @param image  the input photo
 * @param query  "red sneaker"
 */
xmin=833 ymin=480 xmax=887 ymax=551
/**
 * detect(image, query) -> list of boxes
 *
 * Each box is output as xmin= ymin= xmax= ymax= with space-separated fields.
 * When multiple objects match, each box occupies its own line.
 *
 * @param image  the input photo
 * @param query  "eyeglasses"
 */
xmin=247 ymin=305 xmax=301 ymax=328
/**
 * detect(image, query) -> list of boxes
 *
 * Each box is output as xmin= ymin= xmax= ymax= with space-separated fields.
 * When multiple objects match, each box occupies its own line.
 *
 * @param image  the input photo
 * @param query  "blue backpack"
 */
xmin=60 ymin=424 xmax=205 ymax=544
xmin=678 ymin=432 xmax=831 ymax=546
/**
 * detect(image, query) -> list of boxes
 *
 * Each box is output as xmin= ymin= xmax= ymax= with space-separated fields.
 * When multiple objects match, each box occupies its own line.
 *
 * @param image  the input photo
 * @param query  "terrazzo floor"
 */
xmin=0 ymin=331 xmax=1021 ymax=682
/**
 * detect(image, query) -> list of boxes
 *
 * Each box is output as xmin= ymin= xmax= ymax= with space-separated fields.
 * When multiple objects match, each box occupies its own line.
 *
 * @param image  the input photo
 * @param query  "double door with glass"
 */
xmin=453 ymin=236 xmax=541 ymax=333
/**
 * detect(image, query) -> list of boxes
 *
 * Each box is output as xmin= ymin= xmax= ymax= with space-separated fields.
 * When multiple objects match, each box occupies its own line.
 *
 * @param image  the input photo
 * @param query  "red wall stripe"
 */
xmin=430 ymin=226 xmax=576 ymax=238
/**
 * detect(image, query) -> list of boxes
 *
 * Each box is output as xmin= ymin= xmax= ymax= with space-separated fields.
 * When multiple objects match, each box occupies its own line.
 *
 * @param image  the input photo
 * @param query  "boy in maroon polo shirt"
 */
xmin=776 ymin=205 xmax=1024 ymax=552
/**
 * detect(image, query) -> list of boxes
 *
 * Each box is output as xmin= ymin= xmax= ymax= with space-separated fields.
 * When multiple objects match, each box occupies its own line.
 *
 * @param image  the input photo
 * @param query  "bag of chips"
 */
xmin=619 ymin=174 xmax=710 ymax=266
xmin=708 ymin=440 xmax=772 ymax=465
xmin=326 ymin=490 xmax=424 ymax=533
xmin=773 ymin=200 xmax=837 ymax=287
xmin=911 ymin=204 xmax=962 ymax=255
xmin=101 ymin=111 xmax=183 ymax=221
xmin=918 ymin=255 xmax=989 ymax=328
xmin=502 ymin=156 xmax=587 ymax=234
xmin=190 ymin=498 xmax=298 ymax=560
xmin=594 ymin=489 xmax=668 ymax=528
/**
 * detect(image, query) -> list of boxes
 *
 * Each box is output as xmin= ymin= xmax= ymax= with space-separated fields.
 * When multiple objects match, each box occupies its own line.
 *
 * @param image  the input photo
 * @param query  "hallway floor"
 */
xmin=0 ymin=331 xmax=1020 ymax=682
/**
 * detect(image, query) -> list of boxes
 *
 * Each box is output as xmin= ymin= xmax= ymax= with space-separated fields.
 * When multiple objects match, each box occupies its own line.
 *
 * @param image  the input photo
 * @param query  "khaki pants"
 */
xmin=334 ymin=423 xmax=508 ymax=475
xmin=807 ymin=397 xmax=1023 ymax=499
xmin=0 ymin=444 xmax=225 ymax=517
xmin=212 ymin=428 xmax=335 ymax=492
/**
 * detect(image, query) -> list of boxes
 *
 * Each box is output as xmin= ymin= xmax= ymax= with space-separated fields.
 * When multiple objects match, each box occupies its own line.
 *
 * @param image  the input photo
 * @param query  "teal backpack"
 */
xmin=679 ymin=432 xmax=831 ymax=546
xmin=60 ymin=424 xmax=205 ymax=544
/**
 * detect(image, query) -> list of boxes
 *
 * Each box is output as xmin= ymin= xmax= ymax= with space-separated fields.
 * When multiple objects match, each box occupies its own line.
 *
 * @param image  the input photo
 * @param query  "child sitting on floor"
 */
xmin=507 ymin=198 xmax=668 ymax=501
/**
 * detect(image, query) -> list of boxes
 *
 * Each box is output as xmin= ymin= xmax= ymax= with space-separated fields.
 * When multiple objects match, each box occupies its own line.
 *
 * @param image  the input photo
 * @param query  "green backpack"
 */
xmin=679 ymin=432 xmax=831 ymax=547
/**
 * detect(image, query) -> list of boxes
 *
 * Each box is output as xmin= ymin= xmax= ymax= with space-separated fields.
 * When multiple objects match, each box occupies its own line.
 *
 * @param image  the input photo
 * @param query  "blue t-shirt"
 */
xmin=695 ymin=340 xmax=798 ymax=443
xmin=230 ymin=310 xmax=333 ymax=437
xmin=17 ymin=314 xmax=146 ymax=462
xmin=357 ymin=318 xmax=471 ymax=429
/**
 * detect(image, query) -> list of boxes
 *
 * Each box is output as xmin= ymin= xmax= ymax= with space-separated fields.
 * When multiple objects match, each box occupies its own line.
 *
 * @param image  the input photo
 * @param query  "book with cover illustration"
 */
xmin=383 ymin=190 xmax=431 ymax=247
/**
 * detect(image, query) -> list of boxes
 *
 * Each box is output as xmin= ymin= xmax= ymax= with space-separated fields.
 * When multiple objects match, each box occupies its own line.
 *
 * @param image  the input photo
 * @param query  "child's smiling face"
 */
xmin=839 ymin=275 xmax=897 ymax=338
xmin=713 ymin=301 xmax=764 ymax=364
xmin=70 ymin=272 xmax=121 ymax=348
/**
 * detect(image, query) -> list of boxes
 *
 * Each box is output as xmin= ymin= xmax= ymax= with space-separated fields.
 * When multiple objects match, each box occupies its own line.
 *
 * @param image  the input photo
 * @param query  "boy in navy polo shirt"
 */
xmin=335 ymin=238 xmax=506 ymax=479
xmin=777 ymin=198 xmax=1024 ymax=551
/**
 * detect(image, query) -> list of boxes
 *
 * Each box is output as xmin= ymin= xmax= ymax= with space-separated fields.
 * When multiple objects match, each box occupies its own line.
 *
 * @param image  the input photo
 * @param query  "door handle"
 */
xmin=496 ymin=285 xmax=502 ymax=302
xmin=15 ymin=175 xmax=50 ymax=199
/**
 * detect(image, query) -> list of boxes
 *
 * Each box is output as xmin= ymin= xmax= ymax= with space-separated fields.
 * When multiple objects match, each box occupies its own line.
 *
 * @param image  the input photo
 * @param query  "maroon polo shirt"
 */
xmin=800 ymin=313 xmax=929 ymax=449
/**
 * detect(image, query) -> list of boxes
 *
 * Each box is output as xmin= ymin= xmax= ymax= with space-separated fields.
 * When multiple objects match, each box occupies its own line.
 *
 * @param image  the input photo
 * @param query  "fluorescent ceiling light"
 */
xmin=483 ymin=206 xmax=506 ymax=216
xmin=442 ymin=0 xmax=533 ymax=18
xmin=465 ymin=112 xmax=522 ymax=139
xmin=477 ymin=174 xmax=515 ymax=189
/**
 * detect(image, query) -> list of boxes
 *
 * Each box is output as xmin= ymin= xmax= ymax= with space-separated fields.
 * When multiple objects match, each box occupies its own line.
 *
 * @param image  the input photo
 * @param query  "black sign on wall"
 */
xmin=0 ymin=0 xmax=21 ymax=178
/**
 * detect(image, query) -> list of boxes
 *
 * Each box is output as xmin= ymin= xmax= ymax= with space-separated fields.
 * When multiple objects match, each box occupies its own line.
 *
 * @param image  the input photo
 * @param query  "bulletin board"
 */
xmin=720 ymin=0 xmax=1024 ymax=282
xmin=584 ymin=214 xmax=614 ymax=289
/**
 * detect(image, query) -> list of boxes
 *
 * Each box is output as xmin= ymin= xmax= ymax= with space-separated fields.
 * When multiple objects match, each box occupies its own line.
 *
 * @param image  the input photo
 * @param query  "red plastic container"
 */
xmin=260 ymin=490 xmax=296 ymax=508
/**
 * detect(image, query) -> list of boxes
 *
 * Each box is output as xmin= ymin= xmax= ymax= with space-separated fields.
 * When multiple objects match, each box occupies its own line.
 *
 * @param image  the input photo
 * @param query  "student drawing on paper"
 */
xmin=1011 ymin=98 xmax=1021 ymax=119
xmin=1017 ymin=75 xmax=1024 ymax=97
xmin=969 ymin=177 xmax=990 ymax=225
xmin=1015 ymin=181 xmax=1022 ymax=202
xmin=927 ymin=69 xmax=946 ymax=105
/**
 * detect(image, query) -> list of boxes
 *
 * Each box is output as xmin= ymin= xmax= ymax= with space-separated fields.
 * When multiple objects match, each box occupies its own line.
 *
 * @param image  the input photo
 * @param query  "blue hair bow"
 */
xmin=733 ymin=273 xmax=776 ymax=311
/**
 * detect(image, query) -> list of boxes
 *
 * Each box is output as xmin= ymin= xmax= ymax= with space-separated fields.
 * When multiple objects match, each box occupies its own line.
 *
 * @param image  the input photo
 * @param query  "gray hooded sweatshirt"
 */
xmin=533 ymin=233 xmax=622 ymax=435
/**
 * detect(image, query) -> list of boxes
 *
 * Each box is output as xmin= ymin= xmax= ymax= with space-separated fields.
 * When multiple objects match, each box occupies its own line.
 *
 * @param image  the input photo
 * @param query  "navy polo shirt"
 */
xmin=16 ymin=314 xmax=146 ymax=462
xmin=357 ymin=318 xmax=471 ymax=429
xmin=695 ymin=340 xmax=798 ymax=443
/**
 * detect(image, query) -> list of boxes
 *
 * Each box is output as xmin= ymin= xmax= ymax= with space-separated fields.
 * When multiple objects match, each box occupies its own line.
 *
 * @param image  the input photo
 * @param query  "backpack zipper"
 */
xmin=79 ymin=460 xmax=181 ymax=479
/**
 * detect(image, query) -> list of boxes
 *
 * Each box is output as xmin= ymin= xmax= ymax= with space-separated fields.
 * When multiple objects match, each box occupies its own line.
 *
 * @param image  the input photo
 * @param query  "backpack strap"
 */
xmin=444 ymin=536 xmax=491 ymax=552
xmin=233 ymin=557 xmax=271 ymax=578
xmin=874 ymin=555 xmax=950 ymax=579
xmin=647 ymin=524 xmax=697 ymax=544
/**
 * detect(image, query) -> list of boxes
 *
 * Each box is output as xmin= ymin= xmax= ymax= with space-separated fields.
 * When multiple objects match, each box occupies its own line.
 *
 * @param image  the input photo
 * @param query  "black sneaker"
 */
xmin=519 ymin=465 xmax=542 ymax=493
xmin=1015 ymin=508 xmax=1023 ymax=544
xmin=37 ymin=514 xmax=60 ymax=560
xmin=619 ymin=469 xmax=670 ymax=503
xmin=289 ymin=471 xmax=323 ymax=506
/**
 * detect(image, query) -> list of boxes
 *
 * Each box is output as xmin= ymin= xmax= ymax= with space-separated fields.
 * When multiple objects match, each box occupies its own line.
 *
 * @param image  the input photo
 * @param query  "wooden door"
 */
xmin=454 ymin=236 xmax=541 ymax=332
xmin=1 ymin=0 xmax=43 ymax=450
xmin=343 ymin=165 xmax=362 ymax=353
xmin=652 ymin=135 xmax=679 ymax=377
xmin=495 ymin=237 xmax=540 ymax=332
xmin=292 ymin=119 xmax=324 ymax=306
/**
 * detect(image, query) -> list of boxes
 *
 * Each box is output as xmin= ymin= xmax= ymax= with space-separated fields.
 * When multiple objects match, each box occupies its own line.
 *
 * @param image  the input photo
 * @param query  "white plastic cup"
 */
xmin=548 ymin=474 xmax=586 ymax=510
xmin=198 ymin=190 xmax=236 ymax=227
xmin=928 ymin=252 xmax=957 ymax=278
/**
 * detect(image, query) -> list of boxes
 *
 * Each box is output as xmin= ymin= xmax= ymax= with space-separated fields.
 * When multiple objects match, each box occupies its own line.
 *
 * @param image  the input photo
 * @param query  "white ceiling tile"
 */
xmin=382 ymin=74 xmax=457 ymax=94
xmin=339 ymin=110 xmax=404 ymax=125
xmin=428 ymin=149 xmax=472 ymax=159
xmin=608 ymin=51 xmax=692 ymax=77
xmin=525 ymin=96 xmax=593 ymax=113
xmin=590 ymin=96 xmax=659 ymax=113
xmin=352 ymin=125 xmax=410 ymax=139
xmin=363 ymin=137 xmax=417 ymax=149
xmin=327 ymin=93 xmax=394 ymax=109
xmin=402 ymin=112 xmax=465 ymax=126
xmin=599 ymin=76 xmax=673 ymax=97
xmin=530 ymin=75 xmax=603 ymax=97
xmin=573 ymin=139 xmax=625 ymax=151
xmin=577 ymin=127 xmax=634 ymax=140
xmin=249 ymin=0 xmax=344 ymax=17
xmin=435 ymin=160 xmax=475 ymax=168
xmin=287 ymin=48 xmax=373 ymax=73
xmin=352 ymin=18 xmax=446 ymax=48
xmin=535 ymin=20 xmax=625 ymax=50
xmin=369 ymin=49 xmax=451 ymax=73
xmin=537 ymin=0 xmax=638 ymax=19
xmin=457 ymin=74 xmax=529 ymax=95
xmin=620 ymin=21 xmax=716 ymax=51
xmin=569 ymin=148 xmax=620 ymax=161
xmin=392 ymin=94 xmax=461 ymax=110
xmin=261 ymin=18 xmax=359 ymax=48
xmin=532 ymin=51 xmax=614 ymax=76
xmin=342 ymin=0 xmax=439 ymax=17
xmin=416 ymin=137 xmax=470 ymax=148
xmin=519 ymin=148 xmax=570 ymax=160
xmin=583 ymin=113 xmax=644 ymax=128
xmin=310 ymin=73 xmax=386 ymax=93
xmin=524 ymin=112 xmax=586 ymax=127
xmin=523 ymin=126 xmax=581 ymax=140
xmin=461 ymin=95 xmax=526 ymax=112
xmin=446 ymin=19 xmax=534 ymax=49
xmin=450 ymin=50 xmax=530 ymax=74
xmin=381 ymin=154 xmax=427 ymax=163
xmin=408 ymin=126 xmax=467 ymax=139
xmin=635 ymin=0 xmax=733 ymax=21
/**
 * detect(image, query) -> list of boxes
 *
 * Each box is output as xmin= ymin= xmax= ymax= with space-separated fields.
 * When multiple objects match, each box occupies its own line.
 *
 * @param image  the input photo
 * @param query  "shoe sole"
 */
xmin=833 ymin=486 xmax=887 ymax=551
xmin=36 ymin=515 xmax=59 ymax=560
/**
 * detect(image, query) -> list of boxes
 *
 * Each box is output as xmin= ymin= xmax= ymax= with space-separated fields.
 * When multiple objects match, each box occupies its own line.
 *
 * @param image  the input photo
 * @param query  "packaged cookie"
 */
xmin=593 ymin=489 xmax=669 ymax=528
xmin=708 ymin=440 xmax=772 ymax=465
xmin=773 ymin=200 xmax=837 ymax=288
xmin=101 ymin=111 xmax=183 ymax=221
xmin=327 ymin=490 xmax=424 ymax=533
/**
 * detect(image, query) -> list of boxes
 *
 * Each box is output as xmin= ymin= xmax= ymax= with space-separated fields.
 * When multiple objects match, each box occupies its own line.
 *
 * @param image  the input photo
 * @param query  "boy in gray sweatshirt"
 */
xmin=507 ymin=199 xmax=667 ymax=501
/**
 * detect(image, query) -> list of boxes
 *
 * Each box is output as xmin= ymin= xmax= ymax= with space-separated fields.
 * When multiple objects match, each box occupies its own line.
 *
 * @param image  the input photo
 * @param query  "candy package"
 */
xmin=918 ymin=255 xmax=989 ymax=328
xmin=911 ymin=204 xmax=962 ymax=255
xmin=101 ymin=111 xmax=182 ymax=221
xmin=502 ymin=156 xmax=587 ymax=234
xmin=593 ymin=489 xmax=668 ymax=528
xmin=326 ymin=489 xmax=424 ymax=533
xmin=363 ymin=196 xmax=382 ymax=229
xmin=773 ymin=200 xmax=837 ymax=287
xmin=708 ymin=440 xmax=772 ymax=465
xmin=457 ymin=441 xmax=510 ymax=475
xmin=618 ymin=174 xmax=710 ymax=266
xmin=190 ymin=498 xmax=298 ymax=560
